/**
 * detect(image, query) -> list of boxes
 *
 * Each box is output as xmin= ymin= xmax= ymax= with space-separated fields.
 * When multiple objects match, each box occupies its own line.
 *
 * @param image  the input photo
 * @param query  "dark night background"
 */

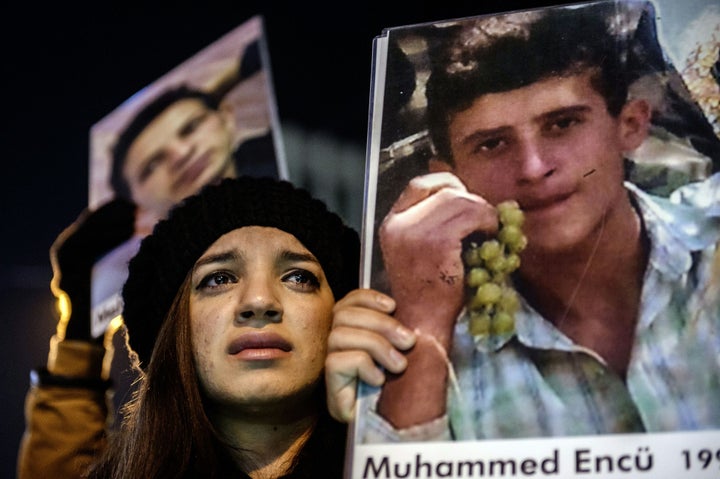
xmin=0 ymin=1 xmax=573 ymax=475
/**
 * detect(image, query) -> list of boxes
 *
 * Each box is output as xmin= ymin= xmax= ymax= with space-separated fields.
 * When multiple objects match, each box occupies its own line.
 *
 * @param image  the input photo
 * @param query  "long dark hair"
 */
xmin=87 ymin=275 xmax=236 ymax=478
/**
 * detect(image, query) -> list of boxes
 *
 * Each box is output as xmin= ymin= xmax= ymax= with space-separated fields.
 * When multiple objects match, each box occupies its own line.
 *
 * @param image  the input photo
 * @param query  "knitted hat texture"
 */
xmin=121 ymin=176 xmax=360 ymax=365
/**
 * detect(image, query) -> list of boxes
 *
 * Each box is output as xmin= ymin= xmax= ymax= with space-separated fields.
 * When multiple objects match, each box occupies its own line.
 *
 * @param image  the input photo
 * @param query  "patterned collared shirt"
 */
xmin=357 ymin=179 xmax=720 ymax=442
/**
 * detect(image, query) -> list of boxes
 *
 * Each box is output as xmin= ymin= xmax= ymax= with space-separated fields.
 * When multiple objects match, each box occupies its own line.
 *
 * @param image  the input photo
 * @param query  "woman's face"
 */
xmin=189 ymin=226 xmax=335 ymax=414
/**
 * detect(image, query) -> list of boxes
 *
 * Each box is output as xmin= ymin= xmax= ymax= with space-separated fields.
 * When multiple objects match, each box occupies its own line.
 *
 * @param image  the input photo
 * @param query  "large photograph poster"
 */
xmin=88 ymin=15 xmax=286 ymax=338
xmin=352 ymin=1 xmax=719 ymax=478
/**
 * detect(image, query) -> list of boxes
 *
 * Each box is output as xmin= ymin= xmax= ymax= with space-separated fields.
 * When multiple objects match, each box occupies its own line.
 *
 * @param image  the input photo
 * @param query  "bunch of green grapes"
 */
xmin=463 ymin=200 xmax=527 ymax=337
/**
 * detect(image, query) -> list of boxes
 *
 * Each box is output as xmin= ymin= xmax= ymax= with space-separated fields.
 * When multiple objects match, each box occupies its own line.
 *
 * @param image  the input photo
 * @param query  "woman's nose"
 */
xmin=234 ymin=279 xmax=283 ymax=324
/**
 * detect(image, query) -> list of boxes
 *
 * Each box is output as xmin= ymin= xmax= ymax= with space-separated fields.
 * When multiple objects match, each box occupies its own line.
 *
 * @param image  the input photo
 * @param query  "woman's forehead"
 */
xmin=199 ymin=226 xmax=314 ymax=262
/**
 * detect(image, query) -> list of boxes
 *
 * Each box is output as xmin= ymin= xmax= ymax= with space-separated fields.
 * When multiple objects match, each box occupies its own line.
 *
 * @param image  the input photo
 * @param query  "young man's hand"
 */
xmin=378 ymin=171 xmax=498 ymax=348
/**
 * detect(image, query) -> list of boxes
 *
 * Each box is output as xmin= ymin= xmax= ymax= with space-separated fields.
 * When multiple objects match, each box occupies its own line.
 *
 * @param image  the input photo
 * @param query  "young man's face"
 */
xmin=435 ymin=71 xmax=649 ymax=253
xmin=189 ymin=226 xmax=335 ymax=417
xmin=123 ymin=98 xmax=237 ymax=218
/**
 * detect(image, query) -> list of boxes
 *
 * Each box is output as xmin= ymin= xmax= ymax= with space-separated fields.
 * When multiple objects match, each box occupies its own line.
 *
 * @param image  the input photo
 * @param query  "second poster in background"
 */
xmin=88 ymin=15 xmax=286 ymax=339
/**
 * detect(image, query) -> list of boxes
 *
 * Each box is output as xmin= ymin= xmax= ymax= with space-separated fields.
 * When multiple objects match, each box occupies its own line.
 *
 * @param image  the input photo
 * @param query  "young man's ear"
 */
xmin=220 ymin=101 xmax=248 ymax=150
xmin=619 ymin=98 xmax=651 ymax=152
xmin=428 ymin=157 xmax=453 ymax=173
xmin=219 ymin=101 xmax=238 ymax=133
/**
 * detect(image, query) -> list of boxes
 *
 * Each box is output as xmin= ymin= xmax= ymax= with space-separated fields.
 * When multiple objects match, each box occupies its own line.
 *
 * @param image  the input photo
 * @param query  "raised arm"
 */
xmin=18 ymin=199 xmax=135 ymax=479
xmin=376 ymin=172 xmax=497 ymax=429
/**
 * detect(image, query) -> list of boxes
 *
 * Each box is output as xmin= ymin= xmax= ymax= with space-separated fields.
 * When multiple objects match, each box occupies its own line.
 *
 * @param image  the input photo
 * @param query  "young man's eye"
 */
xmin=197 ymin=271 xmax=237 ymax=289
xmin=282 ymin=269 xmax=320 ymax=290
xmin=138 ymin=156 xmax=163 ymax=183
xmin=180 ymin=112 xmax=210 ymax=137
xmin=547 ymin=116 xmax=580 ymax=133
xmin=472 ymin=137 xmax=507 ymax=156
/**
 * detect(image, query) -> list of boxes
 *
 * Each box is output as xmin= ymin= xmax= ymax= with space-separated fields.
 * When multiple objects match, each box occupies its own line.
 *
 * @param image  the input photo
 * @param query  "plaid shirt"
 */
xmin=357 ymin=178 xmax=720 ymax=442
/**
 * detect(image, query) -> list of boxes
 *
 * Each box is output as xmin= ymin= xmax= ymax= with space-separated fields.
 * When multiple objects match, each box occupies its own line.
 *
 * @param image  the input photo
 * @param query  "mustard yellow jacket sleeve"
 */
xmin=17 ymin=337 xmax=113 ymax=479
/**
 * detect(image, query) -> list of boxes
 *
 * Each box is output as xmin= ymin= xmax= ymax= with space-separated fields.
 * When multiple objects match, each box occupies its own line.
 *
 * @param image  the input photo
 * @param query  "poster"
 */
xmin=88 ymin=15 xmax=286 ymax=338
xmin=351 ymin=1 xmax=720 ymax=477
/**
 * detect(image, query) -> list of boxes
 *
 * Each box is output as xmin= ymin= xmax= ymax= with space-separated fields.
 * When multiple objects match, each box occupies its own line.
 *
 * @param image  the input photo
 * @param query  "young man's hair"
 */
xmin=425 ymin=4 xmax=632 ymax=162
xmin=110 ymin=86 xmax=221 ymax=200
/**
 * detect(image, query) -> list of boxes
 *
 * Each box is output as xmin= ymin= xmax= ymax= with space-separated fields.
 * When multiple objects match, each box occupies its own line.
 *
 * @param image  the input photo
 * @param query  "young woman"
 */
xmin=85 ymin=175 xmax=360 ymax=478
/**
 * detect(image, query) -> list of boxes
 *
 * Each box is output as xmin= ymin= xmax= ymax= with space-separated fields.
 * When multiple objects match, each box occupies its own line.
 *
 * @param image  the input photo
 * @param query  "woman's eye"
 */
xmin=282 ymin=269 xmax=320 ymax=290
xmin=198 ymin=272 xmax=237 ymax=289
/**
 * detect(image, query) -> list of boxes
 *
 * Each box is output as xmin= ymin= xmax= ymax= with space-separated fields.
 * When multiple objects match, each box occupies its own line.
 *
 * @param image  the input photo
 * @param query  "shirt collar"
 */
xmin=470 ymin=180 xmax=718 ymax=353
xmin=627 ymin=181 xmax=718 ymax=278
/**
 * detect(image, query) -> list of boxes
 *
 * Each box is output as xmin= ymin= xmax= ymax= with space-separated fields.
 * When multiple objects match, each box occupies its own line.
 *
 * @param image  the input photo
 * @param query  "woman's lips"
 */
xmin=227 ymin=332 xmax=292 ymax=360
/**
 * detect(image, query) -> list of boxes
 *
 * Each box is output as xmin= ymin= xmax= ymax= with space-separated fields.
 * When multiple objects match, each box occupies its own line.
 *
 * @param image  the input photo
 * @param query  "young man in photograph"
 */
xmin=326 ymin=2 xmax=720 ymax=441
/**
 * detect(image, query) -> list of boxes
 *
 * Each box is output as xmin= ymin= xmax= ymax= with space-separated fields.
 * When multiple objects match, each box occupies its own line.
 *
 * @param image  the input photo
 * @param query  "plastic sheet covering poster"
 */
xmin=88 ymin=15 xmax=286 ymax=339
xmin=351 ymin=1 xmax=720 ymax=478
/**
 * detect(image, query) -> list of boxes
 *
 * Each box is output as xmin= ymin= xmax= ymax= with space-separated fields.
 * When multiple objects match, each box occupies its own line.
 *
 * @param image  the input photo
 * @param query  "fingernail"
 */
xmin=389 ymin=348 xmax=408 ymax=370
xmin=394 ymin=325 xmax=416 ymax=348
xmin=376 ymin=293 xmax=395 ymax=311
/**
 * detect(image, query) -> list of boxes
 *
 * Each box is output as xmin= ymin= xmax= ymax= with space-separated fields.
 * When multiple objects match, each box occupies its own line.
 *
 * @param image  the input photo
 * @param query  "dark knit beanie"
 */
xmin=121 ymin=176 xmax=360 ymax=366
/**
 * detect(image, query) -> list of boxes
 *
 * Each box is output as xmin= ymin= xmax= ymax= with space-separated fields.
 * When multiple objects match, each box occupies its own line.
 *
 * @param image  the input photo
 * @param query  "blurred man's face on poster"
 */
xmin=123 ymin=98 xmax=237 ymax=218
